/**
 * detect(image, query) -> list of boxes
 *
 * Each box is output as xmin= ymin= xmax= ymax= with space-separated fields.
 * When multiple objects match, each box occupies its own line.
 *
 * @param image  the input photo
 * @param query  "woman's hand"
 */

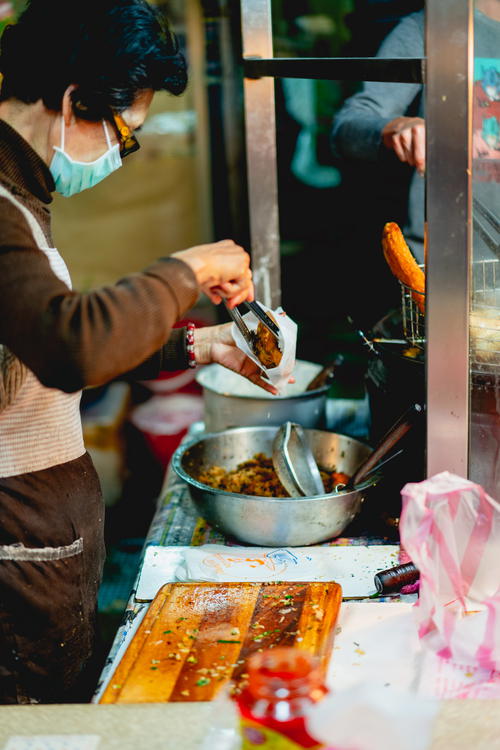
xmin=172 ymin=240 xmax=254 ymax=308
xmin=382 ymin=116 xmax=426 ymax=175
xmin=193 ymin=323 xmax=278 ymax=395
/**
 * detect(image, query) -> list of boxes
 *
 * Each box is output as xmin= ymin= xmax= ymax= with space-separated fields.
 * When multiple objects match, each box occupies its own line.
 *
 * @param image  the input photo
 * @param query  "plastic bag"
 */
xmin=198 ymin=685 xmax=240 ymax=750
xmin=306 ymin=684 xmax=438 ymax=750
xmin=400 ymin=470 xmax=500 ymax=670
xmin=231 ymin=303 xmax=297 ymax=392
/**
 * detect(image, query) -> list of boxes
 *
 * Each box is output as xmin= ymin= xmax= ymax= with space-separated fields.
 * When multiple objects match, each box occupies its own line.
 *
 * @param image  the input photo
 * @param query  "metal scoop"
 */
xmin=272 ymin=422 xmax=324 ymax=497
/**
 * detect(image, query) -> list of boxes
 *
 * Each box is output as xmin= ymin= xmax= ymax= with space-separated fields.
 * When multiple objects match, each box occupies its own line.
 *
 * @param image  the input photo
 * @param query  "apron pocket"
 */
xmin=0 ymin=537 xmax=83 ymax=562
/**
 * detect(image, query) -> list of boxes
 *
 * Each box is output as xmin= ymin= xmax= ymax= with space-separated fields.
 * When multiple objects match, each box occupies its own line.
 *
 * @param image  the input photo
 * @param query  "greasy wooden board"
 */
xmin=100 ymin=581 xmax=342 ymax=703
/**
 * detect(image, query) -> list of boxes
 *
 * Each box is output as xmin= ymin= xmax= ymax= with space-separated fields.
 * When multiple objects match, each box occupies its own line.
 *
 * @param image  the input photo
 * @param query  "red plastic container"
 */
xmin=130 ymin=316 xmax=210 ymax=466
xmin=236 ymin=647 xmax=328 ymax=749
xmin=129 ymin=392 xmax=203 ymax=468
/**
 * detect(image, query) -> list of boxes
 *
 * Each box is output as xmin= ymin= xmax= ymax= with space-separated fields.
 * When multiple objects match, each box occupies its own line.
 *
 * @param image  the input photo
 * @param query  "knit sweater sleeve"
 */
xmin=331 ymin=12 xmax=425 ymax=162
xmin=121 ymin=327 xmax=189 ymax=381
xmin=0 ymin=198 xmax=199 ymax=391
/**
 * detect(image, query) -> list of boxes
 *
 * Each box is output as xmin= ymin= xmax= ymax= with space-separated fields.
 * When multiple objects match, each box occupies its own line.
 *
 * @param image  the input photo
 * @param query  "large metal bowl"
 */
xmin=172 ymin=426 xmax=373 ymax=547
xmin=195 ymin=361 xmax=328 ymax=432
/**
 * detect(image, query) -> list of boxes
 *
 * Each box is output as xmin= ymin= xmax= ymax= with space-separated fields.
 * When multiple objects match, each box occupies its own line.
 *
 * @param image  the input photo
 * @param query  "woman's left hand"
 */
xmin=193 ymin=323 xmax=278 ymax=395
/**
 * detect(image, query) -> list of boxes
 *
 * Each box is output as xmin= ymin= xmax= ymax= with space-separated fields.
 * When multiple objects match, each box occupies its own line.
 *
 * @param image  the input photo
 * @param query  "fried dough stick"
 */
xmin=382 ymin=222 xmax=425 ymax=313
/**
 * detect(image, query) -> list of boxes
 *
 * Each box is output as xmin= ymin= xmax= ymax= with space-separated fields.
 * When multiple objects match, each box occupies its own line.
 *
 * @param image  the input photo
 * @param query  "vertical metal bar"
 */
xmin=426 ymin=0 xmax=473 ymax=477
xmin=186 ymin=0 xmax=214 ymax=243
xmin=241 ymin=0 xmax=281 ymax=308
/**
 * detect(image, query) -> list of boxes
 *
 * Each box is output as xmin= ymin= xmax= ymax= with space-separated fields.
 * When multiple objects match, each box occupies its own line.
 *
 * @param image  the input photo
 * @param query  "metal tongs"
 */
xmin=224 ymin=299 xmax=280 ymax=356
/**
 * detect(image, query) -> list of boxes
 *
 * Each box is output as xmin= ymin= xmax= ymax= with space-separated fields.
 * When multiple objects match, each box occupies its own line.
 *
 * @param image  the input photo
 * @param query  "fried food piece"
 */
xmin=382 ymin=222 xmax=426 ymax=313
xmin=402 ymin=347 xmax=423 ymax=360
xmin=253 ymin=313 xmax=282 ymax=368
xmin=197 ymin=454 xmax=288 ymax=497
xmin=196 ymin=453 xmax=350 ymax=498
xmin=470 ymin=308 xmax=500 ymax=366
xmin=320 ymin=470 xmax=350 ymax=493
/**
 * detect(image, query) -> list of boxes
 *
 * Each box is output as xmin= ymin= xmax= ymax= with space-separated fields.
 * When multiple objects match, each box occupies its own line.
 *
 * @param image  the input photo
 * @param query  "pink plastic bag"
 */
xmin=400 ymin=471 xmax=500 ymax=671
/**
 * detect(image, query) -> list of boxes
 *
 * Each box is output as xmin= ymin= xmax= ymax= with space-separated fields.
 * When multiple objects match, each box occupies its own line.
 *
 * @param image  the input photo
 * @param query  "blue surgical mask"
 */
xmin=50 ymin=116 xmax=122 ymax=197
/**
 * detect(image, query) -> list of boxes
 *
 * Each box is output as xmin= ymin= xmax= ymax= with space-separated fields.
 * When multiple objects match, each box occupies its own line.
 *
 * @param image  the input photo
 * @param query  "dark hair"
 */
xmin=0 ymin=0 xmax=187 ymax=119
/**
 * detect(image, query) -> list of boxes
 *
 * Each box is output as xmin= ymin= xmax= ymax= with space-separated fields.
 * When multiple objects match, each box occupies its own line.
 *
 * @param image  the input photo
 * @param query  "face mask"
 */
xmin=49 ymin=116 xmax=122 ymax=197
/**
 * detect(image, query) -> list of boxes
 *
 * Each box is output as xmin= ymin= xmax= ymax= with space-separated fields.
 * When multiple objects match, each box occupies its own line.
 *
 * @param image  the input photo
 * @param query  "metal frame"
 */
xmin=239 ymin=1 xmax=475 ymax=480
xmin=240 ymin=4 xmax=425 ymax=309
xmin=244 ymin=57 xmax=424 ymax=83
xmin=241 ymin=0 xmax=281 ymax=308
xmin=425 ymin=0 xmax=473 ymax=478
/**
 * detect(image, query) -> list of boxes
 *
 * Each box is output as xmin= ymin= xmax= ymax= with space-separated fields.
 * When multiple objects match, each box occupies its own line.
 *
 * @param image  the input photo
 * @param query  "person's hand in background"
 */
xmin=382 ymin=116 xmax=426 ymax=175
xmin=193 ymin=322 xmax=278 ymax=394
xmin=173 ymin=239 xmax=254 ymax=308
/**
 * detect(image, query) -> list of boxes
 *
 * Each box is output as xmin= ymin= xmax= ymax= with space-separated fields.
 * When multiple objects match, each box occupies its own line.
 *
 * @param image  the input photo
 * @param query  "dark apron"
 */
xmin=0 ymin=452 xmax=105 ymax=703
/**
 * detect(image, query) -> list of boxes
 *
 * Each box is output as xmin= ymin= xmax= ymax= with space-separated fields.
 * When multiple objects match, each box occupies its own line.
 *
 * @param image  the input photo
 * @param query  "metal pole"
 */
xmin=426 ymin=0 xmax=473 ymax=477
xmin=241 ymin=0 xmax=281 ymax=308
xmin=186 ymin=0 xmax=214 ymax=243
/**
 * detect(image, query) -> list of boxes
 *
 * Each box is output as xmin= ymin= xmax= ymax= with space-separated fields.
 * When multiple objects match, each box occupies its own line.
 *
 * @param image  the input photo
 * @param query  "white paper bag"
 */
xmin=231 ymin=303 xmax=297 ymax=391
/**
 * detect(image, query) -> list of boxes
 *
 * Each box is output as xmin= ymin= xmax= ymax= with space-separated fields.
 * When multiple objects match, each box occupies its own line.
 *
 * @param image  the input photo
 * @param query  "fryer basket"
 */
xmin=400 ymin=259 xmax=500 ymax=377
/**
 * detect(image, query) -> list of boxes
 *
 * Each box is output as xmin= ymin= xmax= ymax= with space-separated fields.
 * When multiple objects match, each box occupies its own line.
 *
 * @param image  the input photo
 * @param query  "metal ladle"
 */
xmin=273 ymin=403 xmax=424 ymax=499
xmin=271 ymin=421 xmax=400 ymax=498
xmin=272 ymin=422 xmax=325 ymax=497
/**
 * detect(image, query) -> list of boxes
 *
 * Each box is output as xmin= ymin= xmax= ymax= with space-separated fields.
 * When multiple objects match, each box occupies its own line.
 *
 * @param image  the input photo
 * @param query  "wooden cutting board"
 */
xmin=100 ymin=580 xmax=342 ymax=703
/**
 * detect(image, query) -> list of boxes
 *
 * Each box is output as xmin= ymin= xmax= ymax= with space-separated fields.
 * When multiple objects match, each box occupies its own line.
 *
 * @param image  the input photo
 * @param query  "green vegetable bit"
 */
xmin=196 ymin=677 xmax=211 ymax=686
xmin=217 ymin=639 xmax=241 ymax=644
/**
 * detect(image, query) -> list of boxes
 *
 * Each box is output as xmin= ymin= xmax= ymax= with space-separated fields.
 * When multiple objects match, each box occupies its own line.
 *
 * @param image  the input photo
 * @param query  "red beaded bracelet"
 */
xmin=186 ymin=321 xmax=196 ymax=368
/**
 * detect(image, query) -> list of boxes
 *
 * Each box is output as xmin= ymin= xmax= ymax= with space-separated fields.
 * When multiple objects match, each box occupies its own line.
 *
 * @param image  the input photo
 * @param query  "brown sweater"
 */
xmin=0 ymin=120 xmax=206 ymax=703
xmin=0 ymin=119 xmax=200 ymax=390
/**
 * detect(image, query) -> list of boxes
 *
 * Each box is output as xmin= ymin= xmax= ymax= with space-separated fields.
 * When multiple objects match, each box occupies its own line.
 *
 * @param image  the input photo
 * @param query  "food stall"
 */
xmin=3 ymin=1 xmax=496 ymax=747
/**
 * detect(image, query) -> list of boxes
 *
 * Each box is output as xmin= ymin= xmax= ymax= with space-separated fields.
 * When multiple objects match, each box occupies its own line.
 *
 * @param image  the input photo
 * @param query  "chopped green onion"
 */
xmin=196 ymin=677 xmax=211 ymax=686
xmin=217 ymin=639 xmax=241 ymax=644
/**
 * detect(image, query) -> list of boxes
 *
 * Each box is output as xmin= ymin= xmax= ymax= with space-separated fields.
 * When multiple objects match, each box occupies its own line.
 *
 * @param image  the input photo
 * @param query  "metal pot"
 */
xmin=172 ymin=426 xmax=373 ymax=546
xmin=195 ymin=360 xmax=329 ymax=432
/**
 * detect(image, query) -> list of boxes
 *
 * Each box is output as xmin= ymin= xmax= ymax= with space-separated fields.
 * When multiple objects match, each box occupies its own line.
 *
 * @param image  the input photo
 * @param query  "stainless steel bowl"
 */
xmin=172 ymin=426 xmax=373 ymax=547
xmin=195 ymin=361 xmax=328 ymax=432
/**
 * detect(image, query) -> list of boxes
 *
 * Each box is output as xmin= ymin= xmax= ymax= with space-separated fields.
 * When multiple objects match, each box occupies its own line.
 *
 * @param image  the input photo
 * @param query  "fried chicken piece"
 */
xmin=253 ymin=313 xmax=282 ymax=369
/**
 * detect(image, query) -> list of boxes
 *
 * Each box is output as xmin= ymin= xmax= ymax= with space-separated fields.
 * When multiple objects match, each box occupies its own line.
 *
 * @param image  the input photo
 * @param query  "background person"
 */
xmin=332 ymin=10 xmax=425 ymax=264
xmin=332 ymin=2 xmax=500 ymax=268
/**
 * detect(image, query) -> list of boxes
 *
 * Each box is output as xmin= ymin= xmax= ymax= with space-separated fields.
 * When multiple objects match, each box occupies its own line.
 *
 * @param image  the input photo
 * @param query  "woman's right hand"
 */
xmin=172 ymin=239 xmax=254 ymax=308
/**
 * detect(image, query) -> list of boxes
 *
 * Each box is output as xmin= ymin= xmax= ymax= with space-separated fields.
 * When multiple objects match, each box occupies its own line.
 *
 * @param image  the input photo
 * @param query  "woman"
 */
xmin=0 ymin=0 xmax=272 ymax=704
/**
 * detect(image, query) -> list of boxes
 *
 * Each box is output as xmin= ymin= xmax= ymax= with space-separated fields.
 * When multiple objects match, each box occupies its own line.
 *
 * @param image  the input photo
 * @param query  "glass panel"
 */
xmin=469 ymin=0 xmax=500 ymax=497
xmin=270 ymin=1 xmax=424 ymax=58
xmin=271 ymin=1 xmax=353 ymax=58
xmin=272 ymin=5 xmax=425 ymax=452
